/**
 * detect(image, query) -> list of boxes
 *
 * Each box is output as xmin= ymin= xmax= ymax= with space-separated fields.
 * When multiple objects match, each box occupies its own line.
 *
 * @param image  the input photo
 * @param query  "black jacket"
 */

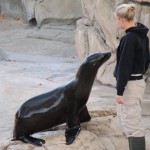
xmin=114 ymin=22 xmax=150 ymax=96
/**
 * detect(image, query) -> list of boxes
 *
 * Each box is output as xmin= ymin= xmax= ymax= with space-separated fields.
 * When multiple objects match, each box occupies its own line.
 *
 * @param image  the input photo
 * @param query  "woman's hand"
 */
xmin=116 ymin=95 xmax=123 ymax=104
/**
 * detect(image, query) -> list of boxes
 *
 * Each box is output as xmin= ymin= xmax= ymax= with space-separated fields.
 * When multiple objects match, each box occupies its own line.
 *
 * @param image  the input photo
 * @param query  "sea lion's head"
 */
xmin=85 ymin=52 xmax=111 ymax=67
xmin=76 ymin=52 xmax=111 ymax=78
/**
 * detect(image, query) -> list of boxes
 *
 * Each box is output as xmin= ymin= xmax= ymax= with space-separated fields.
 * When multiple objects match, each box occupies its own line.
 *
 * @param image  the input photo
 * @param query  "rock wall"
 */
xmin=23 ymin=0 xmax=83 ymax=27
xmin=0 ymin=0 xmax=83 ymax=27
xmin=76 ymin=0 xmax=150 ymax=94
xmin=0 ymin=0 xmax=23 ymax=19
xmin=0 ymin=0 xmax=149 ymax=93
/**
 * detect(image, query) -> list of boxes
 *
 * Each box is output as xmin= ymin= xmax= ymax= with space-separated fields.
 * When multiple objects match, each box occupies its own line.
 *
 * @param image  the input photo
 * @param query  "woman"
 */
xmin=114 ymin=3 xmax=150 ymax=150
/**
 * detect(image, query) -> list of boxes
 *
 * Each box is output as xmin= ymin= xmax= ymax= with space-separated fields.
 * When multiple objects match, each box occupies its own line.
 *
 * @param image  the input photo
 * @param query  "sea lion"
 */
xmin=12 ymin=52 xmax=111 ymax=146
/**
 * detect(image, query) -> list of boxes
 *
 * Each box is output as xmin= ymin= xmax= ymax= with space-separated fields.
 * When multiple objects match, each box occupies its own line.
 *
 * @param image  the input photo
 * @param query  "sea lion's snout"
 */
xmin=99 ymin=52 xmax=111 ymax=65
xmin=86 ymin=52 xmax=110 ymax=62
xmin=103 ymin=52 xmax=111 ymax=60
xmin=84 ymin=52 xmax=111 ymax=66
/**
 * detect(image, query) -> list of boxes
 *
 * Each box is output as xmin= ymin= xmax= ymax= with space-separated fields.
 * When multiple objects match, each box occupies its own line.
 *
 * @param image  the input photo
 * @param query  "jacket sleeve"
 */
xmin=116 ymin=34 xmax=136 ymax=96
xmin=145 ymin=37 xmax=150 ymax=72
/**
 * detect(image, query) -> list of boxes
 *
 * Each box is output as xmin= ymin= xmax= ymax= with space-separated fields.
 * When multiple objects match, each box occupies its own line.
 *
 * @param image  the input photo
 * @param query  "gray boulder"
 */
xmin=22 ymin=0 xmax=83 ymax=27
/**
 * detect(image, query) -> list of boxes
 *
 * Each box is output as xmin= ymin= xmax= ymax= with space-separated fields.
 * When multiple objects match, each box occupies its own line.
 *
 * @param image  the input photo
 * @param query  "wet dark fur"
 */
xmin=12 ymin=52 xmax=111 ymax=146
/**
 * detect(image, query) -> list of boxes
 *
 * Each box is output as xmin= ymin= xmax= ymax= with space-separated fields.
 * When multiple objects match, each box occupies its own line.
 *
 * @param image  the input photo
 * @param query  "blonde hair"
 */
xmin=115 ymin=4 xmax=135 ymax=21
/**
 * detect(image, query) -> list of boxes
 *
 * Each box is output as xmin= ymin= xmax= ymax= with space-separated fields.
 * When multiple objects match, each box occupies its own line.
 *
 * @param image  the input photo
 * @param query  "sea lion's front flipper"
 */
xmin=79 ymin=106 xmax=91 ymax=123
xmin=65 ymin=125 xmax=81 ymax=145
xmin=19 ymin=135 xmax=45 ymax=146
xmin=65 ymin=103 xmax=81 ymax=145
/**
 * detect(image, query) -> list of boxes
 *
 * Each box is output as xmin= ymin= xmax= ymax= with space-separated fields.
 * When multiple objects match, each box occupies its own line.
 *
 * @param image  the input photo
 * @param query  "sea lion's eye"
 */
xmin=93 ymin=63 xmax=96 ymax=67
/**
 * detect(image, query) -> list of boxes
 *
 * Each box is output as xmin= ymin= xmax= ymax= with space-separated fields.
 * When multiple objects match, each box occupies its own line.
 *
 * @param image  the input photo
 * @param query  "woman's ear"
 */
xmin=121 ymin=17 xmax=126 ymax=23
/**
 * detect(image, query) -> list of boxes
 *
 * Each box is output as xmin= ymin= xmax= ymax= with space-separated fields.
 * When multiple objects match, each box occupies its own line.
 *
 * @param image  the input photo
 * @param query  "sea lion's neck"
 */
xmin=76 ymin=71 xmax=97 ymax=95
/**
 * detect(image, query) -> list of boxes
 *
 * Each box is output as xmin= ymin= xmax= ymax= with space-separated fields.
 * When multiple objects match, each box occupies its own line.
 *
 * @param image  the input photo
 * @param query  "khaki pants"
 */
xmin=117 ymin=79 xmax=146 ymax=137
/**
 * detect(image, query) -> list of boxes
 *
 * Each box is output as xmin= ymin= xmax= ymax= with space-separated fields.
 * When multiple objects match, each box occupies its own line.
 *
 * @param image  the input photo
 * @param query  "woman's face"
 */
xmin=116 ymin=17 xmax=125 ymax=30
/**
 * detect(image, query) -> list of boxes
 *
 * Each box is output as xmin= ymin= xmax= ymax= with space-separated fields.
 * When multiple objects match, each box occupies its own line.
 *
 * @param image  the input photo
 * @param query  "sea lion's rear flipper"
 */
xmin=18 ymin=135 xmax=45 ymax=146
xmin=79 ymin=106 xmax=91 ymax=123
xmin=65 ymin=125 xmax=81 ymax=145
